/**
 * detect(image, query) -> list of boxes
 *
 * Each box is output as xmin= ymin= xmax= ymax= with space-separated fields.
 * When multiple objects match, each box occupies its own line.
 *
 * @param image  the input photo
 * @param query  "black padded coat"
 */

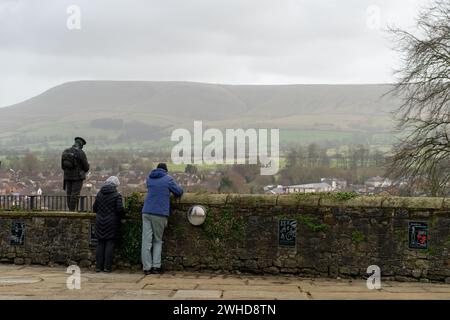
xmin=93 ymin=184 xmax=125 ymax=240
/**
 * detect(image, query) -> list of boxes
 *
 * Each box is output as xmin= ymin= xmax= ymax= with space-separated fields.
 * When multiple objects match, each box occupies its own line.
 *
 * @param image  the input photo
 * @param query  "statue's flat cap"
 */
xmin=74 ymin=137 xmax=87 ymax=145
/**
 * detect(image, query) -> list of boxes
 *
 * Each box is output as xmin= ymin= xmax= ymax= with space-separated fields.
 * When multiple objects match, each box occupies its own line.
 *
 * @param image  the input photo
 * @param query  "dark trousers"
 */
xmin=65 ymin=180 xmax=83 ymax=211
xmin=96 ymin=239 xmax=116 ymax=271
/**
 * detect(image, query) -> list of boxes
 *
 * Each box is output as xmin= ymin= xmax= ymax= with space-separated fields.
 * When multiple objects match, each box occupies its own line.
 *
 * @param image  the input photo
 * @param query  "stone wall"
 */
xmin=0 ymin=212 xmax=95 ymax=268
xmin=1 ymin=194 xmax=450 ymax=282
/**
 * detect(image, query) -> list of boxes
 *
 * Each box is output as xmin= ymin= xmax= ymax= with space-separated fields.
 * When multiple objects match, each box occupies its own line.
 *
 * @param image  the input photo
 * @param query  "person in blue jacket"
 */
xmin=141 ymin=163 xmax=183 ymax=275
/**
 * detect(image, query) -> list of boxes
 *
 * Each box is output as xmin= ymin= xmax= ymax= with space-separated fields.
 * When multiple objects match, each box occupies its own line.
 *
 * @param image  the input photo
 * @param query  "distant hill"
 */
xmin=0 ymin=81 xmax=401 ymax=150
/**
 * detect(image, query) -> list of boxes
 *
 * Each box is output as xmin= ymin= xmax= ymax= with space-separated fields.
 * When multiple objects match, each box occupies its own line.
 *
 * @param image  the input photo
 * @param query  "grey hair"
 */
xmin=105 ymin=176 xmax=120 ymax=187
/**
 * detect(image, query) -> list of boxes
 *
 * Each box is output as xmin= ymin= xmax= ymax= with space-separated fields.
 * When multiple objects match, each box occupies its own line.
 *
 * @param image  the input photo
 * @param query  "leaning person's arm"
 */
xmin=168 ymin=178 xmax=184 ymax=197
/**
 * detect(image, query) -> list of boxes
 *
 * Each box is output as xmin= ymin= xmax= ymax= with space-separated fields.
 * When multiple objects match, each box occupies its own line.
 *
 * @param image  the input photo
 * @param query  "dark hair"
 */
xmin=157 ymin=163 xmax=168 ymax=171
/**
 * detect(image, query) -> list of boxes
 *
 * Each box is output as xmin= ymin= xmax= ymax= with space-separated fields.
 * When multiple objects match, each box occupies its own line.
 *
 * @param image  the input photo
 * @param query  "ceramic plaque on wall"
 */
xmin=279 ymin=219 xmax=297 ymax=247
xmin=89 ymin=223 xmax=98 ymax=247
xmin=408 ymin=221 xmax=428 ymax=249
xmin=10 ymin=221 xmax=25 ymax=245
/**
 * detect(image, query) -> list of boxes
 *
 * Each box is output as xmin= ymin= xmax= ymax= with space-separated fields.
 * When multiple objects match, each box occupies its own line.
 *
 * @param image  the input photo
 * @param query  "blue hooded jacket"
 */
xmin=142 ymin=168 xmax=183 ymax=216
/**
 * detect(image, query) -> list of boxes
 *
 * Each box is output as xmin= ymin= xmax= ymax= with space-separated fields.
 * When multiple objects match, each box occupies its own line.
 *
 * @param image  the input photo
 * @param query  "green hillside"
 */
xmin=0 ymin=81 xmax=401 ymax=150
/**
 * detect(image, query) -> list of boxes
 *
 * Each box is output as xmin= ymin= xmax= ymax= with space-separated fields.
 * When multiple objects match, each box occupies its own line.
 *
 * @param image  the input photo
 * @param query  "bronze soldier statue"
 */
xmin=61 ymin=137 xmax=90 ymax=211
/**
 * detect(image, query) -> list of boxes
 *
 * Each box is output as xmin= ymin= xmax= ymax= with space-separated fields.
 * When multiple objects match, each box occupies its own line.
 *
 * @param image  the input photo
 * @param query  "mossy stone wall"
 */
xmin=1 ymin=193 xmax=449 ymax=282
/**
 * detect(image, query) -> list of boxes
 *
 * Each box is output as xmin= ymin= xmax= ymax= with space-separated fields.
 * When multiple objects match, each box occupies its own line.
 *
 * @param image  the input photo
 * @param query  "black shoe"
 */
xmin=96 ymin=269 xmax=102 ymax=273
xmin=151 ymin=267 xmax=163 ymax=274
xmin=144 ymin=270 xmax=151 ymax=276
xmin=104 ymin=269 xmax=112 ymax=273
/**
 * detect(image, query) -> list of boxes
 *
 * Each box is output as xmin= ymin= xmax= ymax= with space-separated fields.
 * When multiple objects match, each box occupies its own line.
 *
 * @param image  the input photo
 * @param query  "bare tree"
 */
xmin=388 ymin=0 xmax=450 ymax=196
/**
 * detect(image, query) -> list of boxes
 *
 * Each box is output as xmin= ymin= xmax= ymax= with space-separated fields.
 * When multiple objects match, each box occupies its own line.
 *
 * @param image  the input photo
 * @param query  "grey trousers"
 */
xmin=141 ymin=214 xmax=168 ymax=270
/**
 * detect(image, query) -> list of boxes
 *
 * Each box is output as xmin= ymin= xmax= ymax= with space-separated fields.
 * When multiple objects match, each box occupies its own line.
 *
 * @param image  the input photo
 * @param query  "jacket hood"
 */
xmin=100 ymin=184 xmax=117 ymax=194
xmin=149 ymin=168 xmax=167 ymax=179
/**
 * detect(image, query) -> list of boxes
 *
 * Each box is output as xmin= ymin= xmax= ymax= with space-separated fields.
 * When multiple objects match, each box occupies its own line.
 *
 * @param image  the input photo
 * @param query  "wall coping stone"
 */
xmin=177 ymin=193 xmax=448 ymax=210
xmin=0 ymin=194 xmax=448 ymax=218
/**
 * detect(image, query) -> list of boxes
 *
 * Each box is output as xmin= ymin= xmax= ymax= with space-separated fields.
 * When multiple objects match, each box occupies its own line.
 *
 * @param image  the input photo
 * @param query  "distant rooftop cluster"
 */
xmin=264 ymin=176 xmax=395 ymax=195
xmin=1 ymin=164 xmax=406 ymax=198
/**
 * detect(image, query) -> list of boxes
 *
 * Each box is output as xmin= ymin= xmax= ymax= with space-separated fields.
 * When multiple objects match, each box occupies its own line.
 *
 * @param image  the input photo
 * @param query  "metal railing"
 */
xmin=0 ymin=195 xmax=96 ymax=212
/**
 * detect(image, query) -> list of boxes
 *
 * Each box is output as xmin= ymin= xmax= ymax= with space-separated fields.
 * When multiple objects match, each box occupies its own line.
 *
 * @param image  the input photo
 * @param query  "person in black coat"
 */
xmin=93 ymin=176 xmax=125 ymax=272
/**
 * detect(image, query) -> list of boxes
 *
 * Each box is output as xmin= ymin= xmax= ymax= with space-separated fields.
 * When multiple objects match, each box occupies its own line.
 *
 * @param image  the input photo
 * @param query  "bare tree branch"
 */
xmin=387 ymin=0 xmax=450 ymax=196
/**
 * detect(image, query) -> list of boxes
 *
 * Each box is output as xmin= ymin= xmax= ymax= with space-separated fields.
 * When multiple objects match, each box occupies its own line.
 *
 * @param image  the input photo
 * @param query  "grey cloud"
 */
xmin=0 ymin=0 xmax=428 ymax=106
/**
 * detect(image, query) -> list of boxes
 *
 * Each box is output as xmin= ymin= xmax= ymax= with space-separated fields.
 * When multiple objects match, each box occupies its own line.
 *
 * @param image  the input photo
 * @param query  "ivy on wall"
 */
xmin=118 ymin=193 xmax=247 ymax=263
xmin=118 ymin=192 xmax=143 ymax=264
xmin=119 ymin=219 xmax=142 ymax=265
xmin=280 ymin=213 xmax=329 ymax=233
xmin=201 ymin=205 xmax=246 ymax=255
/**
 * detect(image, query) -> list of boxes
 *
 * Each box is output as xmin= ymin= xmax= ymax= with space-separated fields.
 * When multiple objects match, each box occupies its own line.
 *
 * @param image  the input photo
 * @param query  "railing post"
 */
xmin=0 ymin=194 xmax=98 ymax=212
xmin=79 ymin=196 xmax=87 ymax=212
xmin=30 ymin=195 xmax=35 ymax=210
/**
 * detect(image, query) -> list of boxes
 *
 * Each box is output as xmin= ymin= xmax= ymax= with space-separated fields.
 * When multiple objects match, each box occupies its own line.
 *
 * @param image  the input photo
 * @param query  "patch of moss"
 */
xmin=330 ymin=192 xmax=359 ymax=201
xmin=351 ymin=230 xmax=365 ymax=244
xmin=299 ymin=215 xmax=329 ymax=232
xmin=295 ymin=193 xmax=316 ymax=201
xmin=280 ymin=213 xmax=328 ymax=233
xmin=294 ymin=191 xmax=359 ymax=203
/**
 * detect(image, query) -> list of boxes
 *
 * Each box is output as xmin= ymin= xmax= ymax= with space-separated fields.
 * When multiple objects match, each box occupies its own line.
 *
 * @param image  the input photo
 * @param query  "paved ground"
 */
xmin=0 ymin=264 xmax=450 ymax=300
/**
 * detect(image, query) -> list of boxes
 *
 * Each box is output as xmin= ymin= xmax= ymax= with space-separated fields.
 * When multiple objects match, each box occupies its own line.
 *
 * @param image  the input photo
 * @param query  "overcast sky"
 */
xmin=0 ymin=0 xmax=428 ymax=107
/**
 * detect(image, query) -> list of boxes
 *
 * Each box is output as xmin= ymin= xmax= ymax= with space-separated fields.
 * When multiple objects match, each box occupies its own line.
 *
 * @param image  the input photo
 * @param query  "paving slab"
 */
xmin=17 ymin=266 xmax=67 ymax=274
xmin=302 ymin=286 xmax=376 ymax=293
xmin=83 ymin=273 xmax=144 ymax=283
xmin=106 ymin=289 xmax=174 ymax=300
xmin=101 ymin=283 xmax=147 ymax=290
xmin=301 ymin=281 xmax=382 ymax=293
xmin=0 ymin=288 xmax=66 ymax=299
xmin=0 ymin=276 xmax=42 ymax=285
xmin=173 ymin=290 xmax=222 ymax=299
xmin=0 ymin=281 xmax=104 ymax=293
xmin=197 ymin=284 xmax=301 ymax=292
xmin=140 ymin=276 xmax=247 ymax=286
xmin=380 ymin=292 xmax=450 ymax=300
xmin=0 ymin=265 xmax=27 ymax=273
xmin=309 ymin=292 xmax=389 ymax=300
xmin=44 ymin=293 xmax=114 ymax=300
xmin=144 ymin=283 xmax=198 ymax=290
xmin=247 ymin=279 xmax=305 ymax=286
xmin=422 ymin=285 xmax=450 ymax=293
xmin=384 ymin=281 xmax=429 ymax=287
xmin=310 ymin=280 xmax=364 ymax=286
xmin=36 ymin=276 xmax=89 ymax=284
xmin=223 ymin=290 xmax=308 ymax=300
xmin=381 ymin=286 xmax=429 ymax=293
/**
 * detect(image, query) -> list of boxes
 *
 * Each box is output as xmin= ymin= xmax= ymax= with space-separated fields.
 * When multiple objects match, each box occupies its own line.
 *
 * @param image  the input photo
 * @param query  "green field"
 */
xmin=280 ymin=129 xmax=395 ymax=146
